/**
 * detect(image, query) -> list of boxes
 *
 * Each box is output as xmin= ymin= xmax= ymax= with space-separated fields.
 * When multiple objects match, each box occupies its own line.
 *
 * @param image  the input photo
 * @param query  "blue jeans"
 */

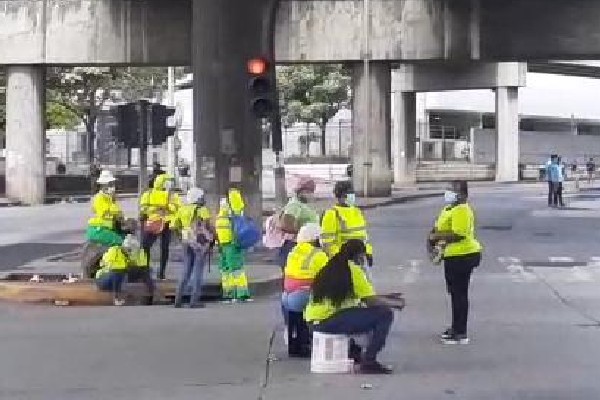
xmin=281 ymin=289 xmax=311 ymax=324
xmin=96 ymin=271 xmax=126 ymax=297
xmin=314 ymin=306 xmax=394 ymax=362
xmin=175 ymin=245 xmax=206 ymax=306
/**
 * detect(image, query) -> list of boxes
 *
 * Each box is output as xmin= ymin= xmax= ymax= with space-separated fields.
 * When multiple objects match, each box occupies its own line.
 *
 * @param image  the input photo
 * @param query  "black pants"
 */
xmin=444 ymin=253 xmax=481 ymax=335
xmin=142 ymin=226 xmax=171 ymax=280
xmin=287 ymin=311 xmax=311 ymax=357
xmin=547 ymin=181 xmax=554 ymax=206
xmin=127 ymin=267 xmax=155 ymax=298
xmin=315 ymin=306 xmax=394 ymax=362
xmin=553 ymin=182 xmax=564 ymax=207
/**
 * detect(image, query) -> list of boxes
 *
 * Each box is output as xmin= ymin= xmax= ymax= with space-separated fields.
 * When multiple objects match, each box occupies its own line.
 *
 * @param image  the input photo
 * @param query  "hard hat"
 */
xmin=294 ymin=177 xmax=316 ymax=194
xmin=97 ymin=170 xmax=117 ymax=185
xmin=187 ymin=187 xmax=205 ymax=204
xmin=334 ymin=180 xmax=353 ymax=198
xmin=296 ymin=223 xmax=322 ymax=243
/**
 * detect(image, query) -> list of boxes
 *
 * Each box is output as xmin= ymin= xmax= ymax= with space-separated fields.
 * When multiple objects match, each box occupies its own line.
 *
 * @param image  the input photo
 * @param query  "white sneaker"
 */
xmin=441 ymin=334 xmax=469 ymax=345
xmin=113 ymin=298 xmax=126 ymax=306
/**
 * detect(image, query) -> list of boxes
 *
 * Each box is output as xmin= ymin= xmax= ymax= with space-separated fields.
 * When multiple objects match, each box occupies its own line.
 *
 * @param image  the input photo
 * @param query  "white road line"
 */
xmin=549 ymin=256 xmax=575 ymax=263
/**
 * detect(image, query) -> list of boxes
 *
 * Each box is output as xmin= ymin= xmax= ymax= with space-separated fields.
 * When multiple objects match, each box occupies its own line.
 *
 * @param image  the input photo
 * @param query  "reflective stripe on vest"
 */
xmin=300 ymin=247 xmax=320 ymax=271
xmin=334 ymin=208 xmax=368 ymax=241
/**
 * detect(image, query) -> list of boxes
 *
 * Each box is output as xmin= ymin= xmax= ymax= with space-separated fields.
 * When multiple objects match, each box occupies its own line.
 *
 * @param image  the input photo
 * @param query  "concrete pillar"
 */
xmin=392 ymin=91 xmax=417 ymax=185
xmin=495 ymin=86 xmax=519 ymax=182
xmin=351 ymin=62 xmax=392 ymax=197
xmin=5 ymin=66 xmax=46 ymax=204
xmin=192 ymin=0 xmax=277 ymax=219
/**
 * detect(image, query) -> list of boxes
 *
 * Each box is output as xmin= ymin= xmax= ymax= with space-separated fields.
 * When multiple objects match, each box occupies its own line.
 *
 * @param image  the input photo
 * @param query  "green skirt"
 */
xmin=218 ymin=243 xmax=245 ymax=272
xmin=86 ymin=226 xmax=124 ymax=247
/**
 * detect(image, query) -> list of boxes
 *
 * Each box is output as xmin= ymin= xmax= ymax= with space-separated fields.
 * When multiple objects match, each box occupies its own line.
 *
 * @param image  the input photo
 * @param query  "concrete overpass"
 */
xmin=2 ymin=0 xmax=600 ymax=208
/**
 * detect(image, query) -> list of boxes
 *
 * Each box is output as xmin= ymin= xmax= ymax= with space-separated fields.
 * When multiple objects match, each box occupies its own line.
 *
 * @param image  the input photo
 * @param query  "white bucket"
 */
xmin=310 ymin=332 xmax=353 ymax=374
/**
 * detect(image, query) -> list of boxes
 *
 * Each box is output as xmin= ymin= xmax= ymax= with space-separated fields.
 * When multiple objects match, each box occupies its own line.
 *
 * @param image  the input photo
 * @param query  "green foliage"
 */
xmin=46 ymin=101 xmax=80 ymax=130
xmin=277 ymin=64 xmax=351 ymax=155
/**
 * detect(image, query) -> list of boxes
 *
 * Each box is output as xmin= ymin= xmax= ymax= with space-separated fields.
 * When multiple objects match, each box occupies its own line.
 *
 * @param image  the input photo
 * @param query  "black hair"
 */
xmin=311 ymin=239 xmax=367 ymax=308
xmin=334 ymin=180 xmax=353 ymax=199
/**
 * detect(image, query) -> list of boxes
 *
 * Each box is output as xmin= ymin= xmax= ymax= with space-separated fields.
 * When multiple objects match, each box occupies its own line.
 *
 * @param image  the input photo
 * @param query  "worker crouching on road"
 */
xmin=215 ymin=189 xmax=251 ymax=302
xmin=282 ymin=222 xmax=328 ymax=358
xmin=140 ymin=173 xmax=181 ymax=280
xmin=321 ymin=181 xmax=374 ymax=279
xmin=86 ymin=170 xmax=125 ymax=247
xmin=173 ymin=187 xmax=215 ymax=309
xmin=95 ymin=234 xmax=154 ymax=306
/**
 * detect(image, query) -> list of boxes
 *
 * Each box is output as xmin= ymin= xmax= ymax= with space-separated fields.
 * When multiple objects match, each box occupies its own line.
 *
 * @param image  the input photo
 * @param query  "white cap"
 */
xmin=97 ymin=170 xmax=117 ymax=185
xmin=187 ymin=187 xmax=205 ymax=204
xmin=296 ymin=223 xmax=322 ymax=243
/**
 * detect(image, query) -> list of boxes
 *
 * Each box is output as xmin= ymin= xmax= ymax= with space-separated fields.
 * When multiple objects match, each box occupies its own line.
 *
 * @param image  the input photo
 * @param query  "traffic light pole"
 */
xmin=137 ymin=100 xmax=149 ymax=195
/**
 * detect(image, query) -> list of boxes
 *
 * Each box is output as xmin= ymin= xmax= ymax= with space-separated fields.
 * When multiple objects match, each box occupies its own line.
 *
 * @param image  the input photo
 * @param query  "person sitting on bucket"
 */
xmin=173 ymin=187 xmax=214 ymax=309
xmin=215 ymin=189 xmax=251 ymax=302
xmin=304 ymin=239 xmax=404 ymax=375
xmin=282 ymin=222 xmax=328 ymax=358
xmin=86 ymin=170 xmax=125 ymax=247
xmin=95 ymin=234 xmax=153 ymax=306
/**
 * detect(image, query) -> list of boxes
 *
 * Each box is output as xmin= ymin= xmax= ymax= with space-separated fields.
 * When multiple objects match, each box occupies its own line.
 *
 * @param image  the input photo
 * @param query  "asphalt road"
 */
xmin=3 ymin=184 xmax=600 ymax=399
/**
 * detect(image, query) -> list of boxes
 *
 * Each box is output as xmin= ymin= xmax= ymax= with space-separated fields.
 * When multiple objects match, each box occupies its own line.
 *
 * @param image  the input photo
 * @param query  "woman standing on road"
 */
xmin=429 ymin=180 xmax=482 ymax=345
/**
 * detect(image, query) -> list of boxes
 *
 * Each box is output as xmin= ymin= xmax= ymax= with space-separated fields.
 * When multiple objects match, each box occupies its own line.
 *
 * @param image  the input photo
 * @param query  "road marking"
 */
xmin=549 ymin=256 xmax=575 ymax=263
xmin=506 ymin=264 xmax=537 ymax=282
xmin=498 ymin=256 xmax=521 ymax=264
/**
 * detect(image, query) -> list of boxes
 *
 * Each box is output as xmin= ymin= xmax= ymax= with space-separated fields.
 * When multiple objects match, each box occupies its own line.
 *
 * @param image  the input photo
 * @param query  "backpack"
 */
xmin=231 ymin=214 xmax=261 ymax=250
xmin=182 ymin=207 xmax=215 ymax=252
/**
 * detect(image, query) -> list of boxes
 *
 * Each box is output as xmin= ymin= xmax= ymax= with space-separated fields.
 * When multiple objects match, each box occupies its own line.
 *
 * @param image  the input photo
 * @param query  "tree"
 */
xmin=46 ymin=67 xmax=118 ymax=166
xmin=277 ymin=64 xmax=351 ymax=156
xmin=45 ymin=67 xmax=184 ymax=166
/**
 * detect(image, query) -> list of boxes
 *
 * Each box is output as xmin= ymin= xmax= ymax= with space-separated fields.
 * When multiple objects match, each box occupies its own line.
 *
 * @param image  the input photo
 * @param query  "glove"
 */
xmin=366 ymin=254 xmax=374 ymax=267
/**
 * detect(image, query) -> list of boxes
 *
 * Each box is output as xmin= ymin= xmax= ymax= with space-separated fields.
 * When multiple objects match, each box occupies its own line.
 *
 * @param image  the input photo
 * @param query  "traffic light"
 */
xmin=110 ymin=103 xmax=138 ymax=148
xmin=247 ymin=57 xmax=274 ymax=118
xmin=150 ymin=104 xmax=176 ymax=146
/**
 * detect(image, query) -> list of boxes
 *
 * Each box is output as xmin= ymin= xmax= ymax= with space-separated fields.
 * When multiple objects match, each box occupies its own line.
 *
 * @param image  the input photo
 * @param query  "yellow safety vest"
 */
xmin=95 ymin=246 xmax=149 ymax=279
xmin=216 ymin=212 xmax=233 ymax=245
xmin=321 ymin=205 xmax=373 ymax=257
xmin=88 ymin=192 xmax=122 ymax=230
xmin=284 ymin=242 xmax=329 ymax=281
xmin=175 ymin=205 xmax=211 ymax=230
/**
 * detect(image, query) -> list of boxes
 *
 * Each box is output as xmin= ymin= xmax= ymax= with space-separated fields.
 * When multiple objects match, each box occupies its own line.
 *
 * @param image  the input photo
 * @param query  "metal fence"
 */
xmin=282 ymin=119 xmax=352 ymax=159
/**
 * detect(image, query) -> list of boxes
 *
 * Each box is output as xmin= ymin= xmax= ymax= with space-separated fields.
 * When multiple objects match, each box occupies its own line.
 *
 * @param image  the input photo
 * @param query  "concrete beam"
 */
xmin=495 ymin=87 xmax=519 ymax=182
xmin=393 ymin=62 xmax=526 ymax=93
xmin=392 ymin=92 xmax=417 ymax=185
xmin=5 ymin=66 xmax=46 ymax=204
xmin=352 ymin=62 xmax=392 ymax=197
xmin=3 ymin=0 xmax=600 ymax=64
xmin=0 ymin=0 xmax=191 ymax=65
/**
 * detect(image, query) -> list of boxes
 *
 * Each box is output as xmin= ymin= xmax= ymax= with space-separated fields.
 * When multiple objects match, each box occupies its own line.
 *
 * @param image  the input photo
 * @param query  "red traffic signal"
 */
xmin=247 ymin=58 xmax=269 ymax=75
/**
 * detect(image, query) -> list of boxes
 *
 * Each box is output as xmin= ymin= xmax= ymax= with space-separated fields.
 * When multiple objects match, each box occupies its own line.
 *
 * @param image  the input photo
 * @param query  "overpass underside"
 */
xmin=1 ymin=0 xmax=600 ymax=204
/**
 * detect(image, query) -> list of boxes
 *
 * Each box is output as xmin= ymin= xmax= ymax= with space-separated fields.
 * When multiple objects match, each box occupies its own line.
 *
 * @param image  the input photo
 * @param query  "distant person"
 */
xmin=587 ymin=158 xmax=596 ymax=184
xmin=149 ymin=162 xmax=165 ymax=188
xmin=546 ymin=154 xmax=558 ymax=207
xmin=547 ymin=156 xmax=564 ymax=208
xmin=173 ymin=187 xmax=214 ymax=309
xmin=556 ymin=156 xmax=566 ymax=207
xmin=429 ymin=181 xmax=482 ymax=345
xmin=140 ymin=174 xmax=181 ymax=279
xmin=277 ymin=178 xmax=319 ymax=270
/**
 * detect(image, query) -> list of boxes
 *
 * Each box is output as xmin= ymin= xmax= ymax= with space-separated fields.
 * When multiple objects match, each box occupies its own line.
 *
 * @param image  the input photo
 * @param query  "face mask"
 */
xmin=444 ymin=190 xmax=458 ymax=205
xmin=353 ymin=255 xmax=366 ymax=266
xmin=103 ymin=186 xmax=116 ymax=196
xmin=164 ymin=181 xmax=174 ymax=191
xmin=346 ymin=193 xmax=357 ymax=206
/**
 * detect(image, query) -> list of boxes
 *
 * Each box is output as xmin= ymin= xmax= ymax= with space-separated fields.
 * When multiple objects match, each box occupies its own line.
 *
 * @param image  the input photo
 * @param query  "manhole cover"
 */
xmin=480 ymin=225 xmax=512 ymax=231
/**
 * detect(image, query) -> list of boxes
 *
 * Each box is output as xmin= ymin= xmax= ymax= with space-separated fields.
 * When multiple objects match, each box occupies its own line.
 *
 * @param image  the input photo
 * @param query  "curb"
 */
xmin=359 ymin=192 xmax=443 ymax=210
xmin=0 ymin=274 xmax=281 ymax=306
